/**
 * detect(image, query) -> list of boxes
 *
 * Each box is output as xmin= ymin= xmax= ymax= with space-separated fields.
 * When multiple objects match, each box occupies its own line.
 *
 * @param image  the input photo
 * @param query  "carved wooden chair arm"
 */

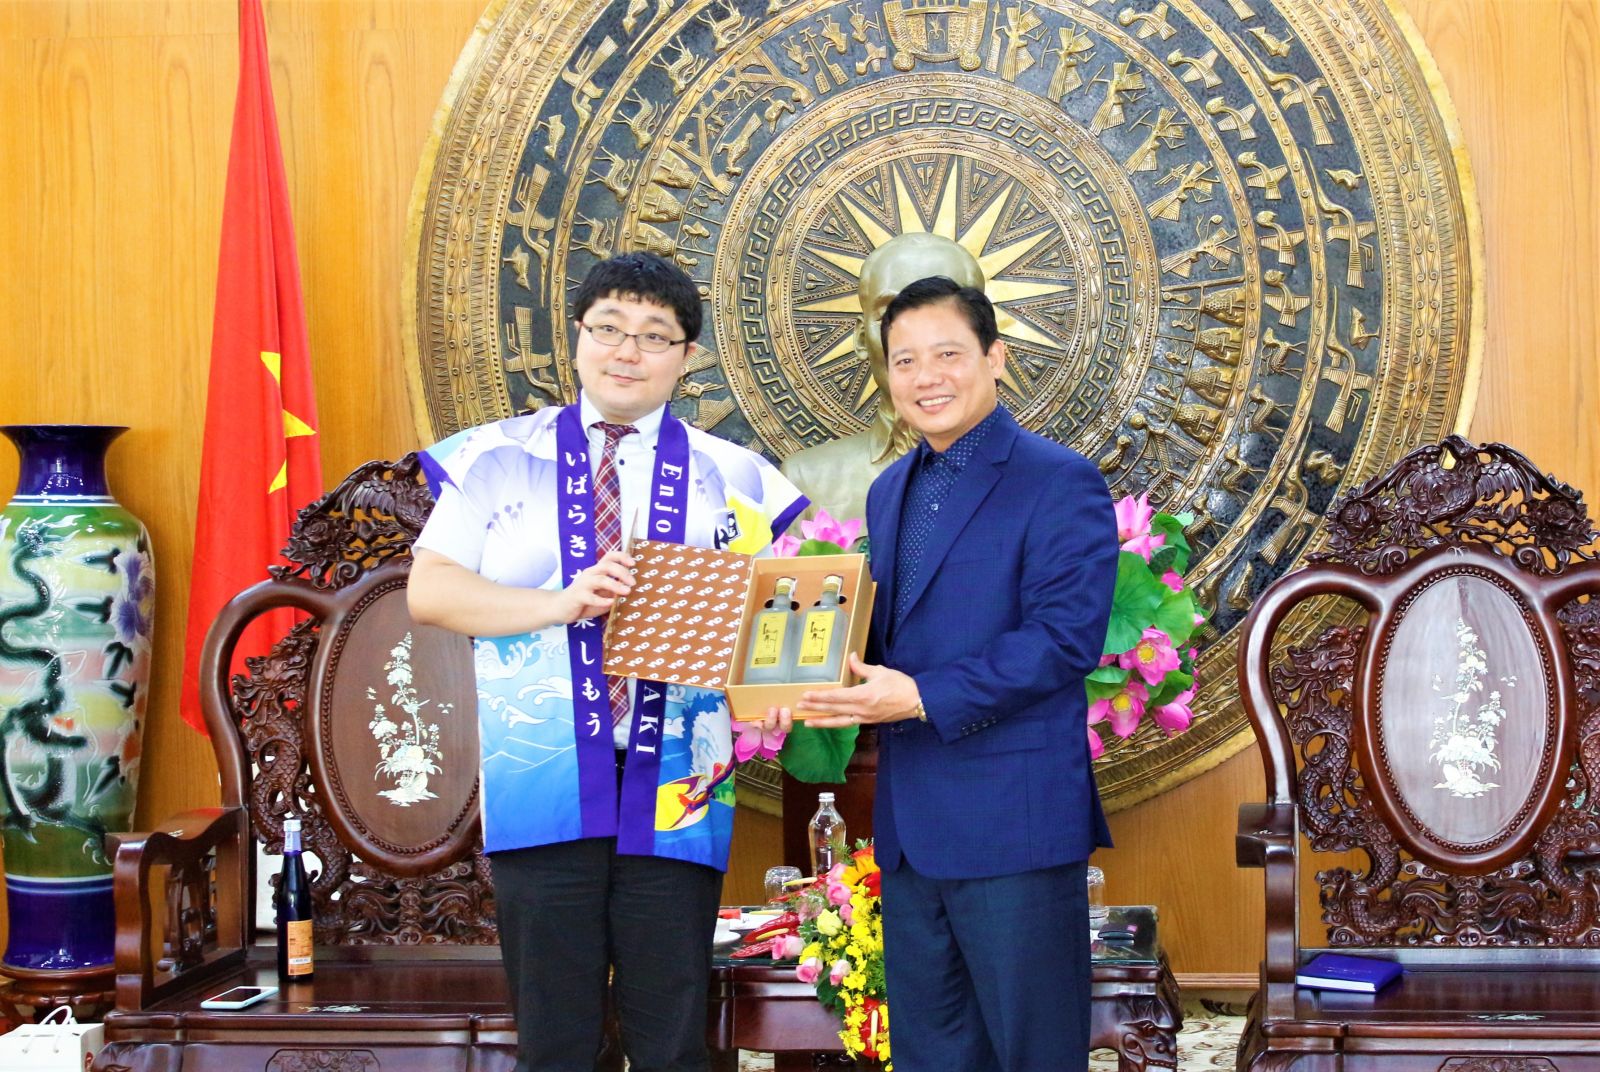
xmin=110 ymin=806 xmax=250 ymax=1010
xmin=1236 ymin=801 xmax=1301 ymax=1017
xmin=1236 ymin=802 xmax=1295 ymax=868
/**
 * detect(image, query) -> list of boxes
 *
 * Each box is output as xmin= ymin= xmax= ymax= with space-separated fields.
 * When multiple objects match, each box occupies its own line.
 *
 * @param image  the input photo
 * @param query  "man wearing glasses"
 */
xmin=409 ymin=252 xmax=807 ymax=1072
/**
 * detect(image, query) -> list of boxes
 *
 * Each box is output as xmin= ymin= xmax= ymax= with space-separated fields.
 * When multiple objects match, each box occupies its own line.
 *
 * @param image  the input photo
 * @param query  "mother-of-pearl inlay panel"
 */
xmin=1378 ymin=574 xmax=1551 ymax=852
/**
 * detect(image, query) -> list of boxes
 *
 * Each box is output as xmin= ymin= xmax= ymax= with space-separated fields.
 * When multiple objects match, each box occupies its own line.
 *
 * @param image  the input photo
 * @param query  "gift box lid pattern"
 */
xmin=602 ymin=540 xmax=752 ymax=689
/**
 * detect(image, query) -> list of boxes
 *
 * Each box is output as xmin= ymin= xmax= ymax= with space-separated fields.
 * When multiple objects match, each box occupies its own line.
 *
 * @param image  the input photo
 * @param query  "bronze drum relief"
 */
xmin=407 ymin=0 xmax=1480 ymax=809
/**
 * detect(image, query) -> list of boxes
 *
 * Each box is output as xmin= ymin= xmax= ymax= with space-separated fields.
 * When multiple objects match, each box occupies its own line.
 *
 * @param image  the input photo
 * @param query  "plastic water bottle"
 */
xmin=808 ymin=792 xmax=846 ymax=876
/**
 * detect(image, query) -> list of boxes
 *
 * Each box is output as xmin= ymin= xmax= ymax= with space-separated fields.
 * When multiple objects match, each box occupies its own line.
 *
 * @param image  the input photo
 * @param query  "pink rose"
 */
xmin=796 ymin=957 xmax=822 ymax=984
xmin=827 ymin=882 xmax=852 ymax=906
xmin=779 ymin=934 xmax=805 ymax=960
xmin=829 ymin=959 xmax=851 ymax=986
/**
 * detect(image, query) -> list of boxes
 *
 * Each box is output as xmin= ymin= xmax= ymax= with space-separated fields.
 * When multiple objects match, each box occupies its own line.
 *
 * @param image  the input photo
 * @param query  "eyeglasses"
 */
xmin=579 ymin=322 xmax=687 ymax=354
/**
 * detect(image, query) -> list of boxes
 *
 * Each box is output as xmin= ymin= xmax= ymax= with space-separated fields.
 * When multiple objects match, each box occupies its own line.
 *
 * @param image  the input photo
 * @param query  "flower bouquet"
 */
xmin=793 ymin=842 xmax=891 ymax=1068
xmin=1086 ymin=494 xmax=1205 ymax=758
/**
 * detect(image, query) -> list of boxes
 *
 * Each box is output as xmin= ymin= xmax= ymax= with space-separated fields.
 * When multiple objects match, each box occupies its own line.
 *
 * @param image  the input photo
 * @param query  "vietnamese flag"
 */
xmin=181 ymin=0 xmax=321 ymax=735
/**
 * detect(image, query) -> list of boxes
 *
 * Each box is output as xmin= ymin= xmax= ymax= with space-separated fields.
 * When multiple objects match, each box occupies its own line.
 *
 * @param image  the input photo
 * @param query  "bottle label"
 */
xmin=798 ymin=612 xmax=835 ymax=667
xmin=285 ymin=919 xmax=314 ymax=976
xmin=751 ymin=614 xmax=787 ymax=668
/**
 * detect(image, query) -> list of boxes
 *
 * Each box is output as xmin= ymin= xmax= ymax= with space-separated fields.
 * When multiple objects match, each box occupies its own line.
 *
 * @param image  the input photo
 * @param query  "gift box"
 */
xmin=602 ymin=540 xmax=874 ymax=721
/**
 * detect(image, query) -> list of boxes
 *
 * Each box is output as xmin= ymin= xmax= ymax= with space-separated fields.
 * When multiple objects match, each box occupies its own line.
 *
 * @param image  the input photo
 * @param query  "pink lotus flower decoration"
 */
xmin=1118 ymin=628 xmax=1181 ymax=687
xmin=734 ymin=720 xmax=786 ymax=763
xmin=1088 ymin=679 xmax=1149 ymax=740
xmin=1152 ymin=688 xmax=1195 ymax=736
xmin=801 ymin=510 xmax=863 ymax=550
xmin=1114 ymin=493 xmax=1166 ymax=562
xmin=1090 ymin=491 xmax=1202 ymax=755
xmin=773 ymin=509 xmax=863 ymax=559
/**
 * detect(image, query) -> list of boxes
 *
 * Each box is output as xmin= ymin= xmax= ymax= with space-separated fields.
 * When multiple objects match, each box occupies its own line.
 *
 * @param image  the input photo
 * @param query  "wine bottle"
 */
xmin=743 ymin=575 xmax=800 ymax=684
xmin=276 ymin=817 xmax=314 ymax=982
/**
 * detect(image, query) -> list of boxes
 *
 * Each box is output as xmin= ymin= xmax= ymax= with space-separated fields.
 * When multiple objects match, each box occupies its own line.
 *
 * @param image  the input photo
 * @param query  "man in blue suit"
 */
xmin=795 ymin=276 xmax=1119 ymax=1071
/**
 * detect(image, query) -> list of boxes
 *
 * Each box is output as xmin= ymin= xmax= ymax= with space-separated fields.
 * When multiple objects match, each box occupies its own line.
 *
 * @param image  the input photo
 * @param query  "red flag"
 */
xmin=181 ymin=0 xmax=321 ymax=735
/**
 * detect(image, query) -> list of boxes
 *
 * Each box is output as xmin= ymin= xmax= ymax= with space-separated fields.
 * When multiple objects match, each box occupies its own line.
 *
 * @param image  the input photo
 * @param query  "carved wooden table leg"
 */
xmin=1091 ymin=935 xmax=1182 ymax=1072
xmin=1117 ymin=1011 xmax=1179 ymax=1072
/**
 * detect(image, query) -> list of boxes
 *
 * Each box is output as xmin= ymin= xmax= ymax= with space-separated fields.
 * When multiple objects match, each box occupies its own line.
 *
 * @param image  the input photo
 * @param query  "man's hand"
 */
xmin=556 ymin=549 xmax=636 ymax=623
xmin=795 ymin=653 xmax=922 ymax=728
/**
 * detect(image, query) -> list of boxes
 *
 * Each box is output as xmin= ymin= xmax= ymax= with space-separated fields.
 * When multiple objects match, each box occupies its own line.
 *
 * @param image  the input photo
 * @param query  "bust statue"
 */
xmin=781 ymin=233 xmax=986 ymax=528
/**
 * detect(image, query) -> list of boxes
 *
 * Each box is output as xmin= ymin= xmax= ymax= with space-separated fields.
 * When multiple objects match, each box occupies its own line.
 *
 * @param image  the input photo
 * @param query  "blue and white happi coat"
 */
xmin=416 ymin=401 xmax=807 ymax=870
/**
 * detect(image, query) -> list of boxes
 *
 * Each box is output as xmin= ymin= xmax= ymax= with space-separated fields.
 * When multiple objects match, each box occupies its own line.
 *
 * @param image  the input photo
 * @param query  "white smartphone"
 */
xmin=200 ymin=984 xmax=278 ymax=1010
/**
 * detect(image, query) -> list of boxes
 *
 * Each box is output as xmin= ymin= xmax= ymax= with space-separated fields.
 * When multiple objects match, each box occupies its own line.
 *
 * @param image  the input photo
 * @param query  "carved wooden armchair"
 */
xmin=1236 ymin=438 xmax=1600 ymax=1072
xmin=94 ymin=456 xmax=521 ymax=1072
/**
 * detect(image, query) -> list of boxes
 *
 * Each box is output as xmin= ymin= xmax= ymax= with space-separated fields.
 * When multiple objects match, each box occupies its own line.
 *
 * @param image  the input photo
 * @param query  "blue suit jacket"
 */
xmin=866 ymin=407 xmax=1119 ymax=880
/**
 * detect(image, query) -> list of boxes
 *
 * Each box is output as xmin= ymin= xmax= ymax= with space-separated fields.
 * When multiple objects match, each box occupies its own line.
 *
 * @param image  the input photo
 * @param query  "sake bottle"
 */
xmin=743 ymin=576 xmax=800 ymax=684
xmin=792 ymin=574 xmax=849 ymax=683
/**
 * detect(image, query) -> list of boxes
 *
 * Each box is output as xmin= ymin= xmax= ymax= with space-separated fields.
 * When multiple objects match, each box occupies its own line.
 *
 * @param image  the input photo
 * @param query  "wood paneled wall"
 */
xmin=0 ymin=0 xmax=1594 ymax=972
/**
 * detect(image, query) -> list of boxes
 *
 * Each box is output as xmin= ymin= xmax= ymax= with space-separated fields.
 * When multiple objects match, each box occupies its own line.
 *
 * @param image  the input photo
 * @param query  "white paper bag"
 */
xmin=0 ymin=1006 xmax=104 ymax=1070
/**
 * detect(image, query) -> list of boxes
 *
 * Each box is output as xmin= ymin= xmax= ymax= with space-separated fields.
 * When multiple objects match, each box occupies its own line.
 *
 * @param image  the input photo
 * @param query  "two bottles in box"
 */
xmin=742 ymin=574 xmax=851 ymax=685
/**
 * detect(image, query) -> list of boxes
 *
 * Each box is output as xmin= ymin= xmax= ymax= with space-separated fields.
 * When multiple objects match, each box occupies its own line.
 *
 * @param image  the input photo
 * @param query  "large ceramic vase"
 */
xmin=0 ymin=425 xmax=151 ymax=1009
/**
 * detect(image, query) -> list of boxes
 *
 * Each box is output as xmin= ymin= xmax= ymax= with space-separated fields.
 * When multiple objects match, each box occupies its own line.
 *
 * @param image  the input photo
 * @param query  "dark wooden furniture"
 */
xmin=94 ymin=456 xmax=529 ymax=1072
xmin=1235 ymin=437 xmax=1600 ymax=1072
xmin=711 ymin=906 xmax=1181 ymax=1072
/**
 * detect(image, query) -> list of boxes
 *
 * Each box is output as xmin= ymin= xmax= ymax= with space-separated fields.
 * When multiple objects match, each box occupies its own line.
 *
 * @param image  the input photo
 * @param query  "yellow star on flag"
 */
xmin=261 ymin=350 xmax=318 ymax=493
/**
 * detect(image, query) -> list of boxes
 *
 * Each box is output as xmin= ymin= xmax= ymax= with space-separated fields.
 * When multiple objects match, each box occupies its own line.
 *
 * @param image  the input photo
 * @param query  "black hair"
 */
xmin=571 ymin=251 xmax=703 ymax=343
xmin=879 ymin=275 xmax=999 ymax=356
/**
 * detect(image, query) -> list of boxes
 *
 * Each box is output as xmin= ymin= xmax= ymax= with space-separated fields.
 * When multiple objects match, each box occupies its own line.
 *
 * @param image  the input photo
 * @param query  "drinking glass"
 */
xmin=764 ymin=865 xmax=803 ymax=904
xmin=1086 ymin=865 xmax=1109 ymax=931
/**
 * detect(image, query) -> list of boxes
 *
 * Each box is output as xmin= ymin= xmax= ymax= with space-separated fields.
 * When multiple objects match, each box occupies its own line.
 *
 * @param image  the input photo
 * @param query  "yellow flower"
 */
xmin=816 ymin=910 xmax=842 ymax=936
xmin=800 ymin=942 xmax=822 ymax=962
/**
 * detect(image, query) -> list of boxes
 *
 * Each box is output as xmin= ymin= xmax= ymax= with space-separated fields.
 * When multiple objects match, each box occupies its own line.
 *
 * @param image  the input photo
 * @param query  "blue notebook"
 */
xmin=1296 ymin=953 xmax=1402 ymax=993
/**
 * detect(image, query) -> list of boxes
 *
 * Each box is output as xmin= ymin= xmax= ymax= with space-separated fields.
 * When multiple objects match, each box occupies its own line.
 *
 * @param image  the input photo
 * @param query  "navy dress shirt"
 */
xmin=893 ymin=406 xmax=1005 ymax=626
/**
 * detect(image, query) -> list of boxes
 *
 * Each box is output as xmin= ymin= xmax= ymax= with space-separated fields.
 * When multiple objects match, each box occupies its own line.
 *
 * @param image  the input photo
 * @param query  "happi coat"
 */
xmin=417 ymin=401 xmax=807 ymax=869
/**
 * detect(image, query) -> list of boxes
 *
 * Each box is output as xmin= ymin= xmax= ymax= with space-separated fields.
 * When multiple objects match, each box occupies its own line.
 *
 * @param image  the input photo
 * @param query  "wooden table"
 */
xmin=709 ymin=905 xmax=1182 ymax=1071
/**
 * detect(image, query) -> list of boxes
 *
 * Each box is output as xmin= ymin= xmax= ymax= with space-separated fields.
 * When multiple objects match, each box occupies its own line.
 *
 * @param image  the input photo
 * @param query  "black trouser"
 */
xmin=490 ymin=762 xmax=723 ymax=1072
